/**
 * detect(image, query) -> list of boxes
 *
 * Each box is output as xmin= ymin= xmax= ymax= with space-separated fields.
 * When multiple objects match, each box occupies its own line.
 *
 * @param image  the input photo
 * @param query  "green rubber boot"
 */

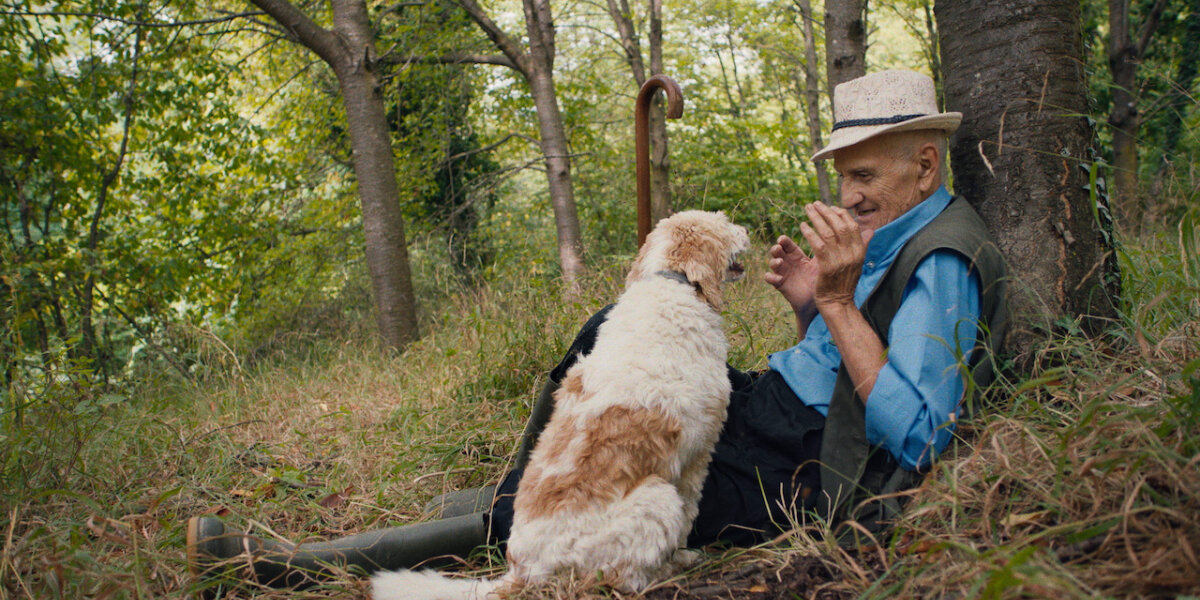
xmin=424 ymin=377 xmax=560 ymax=519
xmin=422 ymin=484 xmax=499 ymax=520
xmin=187 ymin=512 xmax=488 ymax=595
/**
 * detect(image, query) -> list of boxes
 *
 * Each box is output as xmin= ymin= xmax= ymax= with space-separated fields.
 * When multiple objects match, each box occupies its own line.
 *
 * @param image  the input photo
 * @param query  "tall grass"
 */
xmin=1 ymin=210 xmax=1197 ymax=598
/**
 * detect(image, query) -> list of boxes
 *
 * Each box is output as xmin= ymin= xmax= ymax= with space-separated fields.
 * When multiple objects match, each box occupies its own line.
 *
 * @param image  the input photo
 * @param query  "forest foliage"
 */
xmin=6 ymin=0 xmax=1192 ymax=391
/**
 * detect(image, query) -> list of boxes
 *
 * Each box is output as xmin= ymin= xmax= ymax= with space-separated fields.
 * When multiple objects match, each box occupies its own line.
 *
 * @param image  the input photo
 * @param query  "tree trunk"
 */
xmin=922 ymin=0 xmax=941 ymax=107
xmin=606 ymin=0 xmax=672 ymax=225
xmin=647 ymin=0 xmax=671 ymax=224
xmin=824 ymin=0 xmax=867 ymax=93
xmin=522 ymin=0 xmax=584 ymax=281
xmin=251 ymin=0 xmax=420 ymax=351
xmin=457 ymin=0 xmax=584 ymax=281
xmin=796 ymin=0 xmax=833 ymax=204
xmin=1107 ymin=0 xmax=1170 ymax=217
xmin=335 ymin=5 xmax=420 ymax=350
xmin=1108 ymin=0 xmax=1140 ymax=215
xmin=937 ymin=0 xmax=1119 ymax=359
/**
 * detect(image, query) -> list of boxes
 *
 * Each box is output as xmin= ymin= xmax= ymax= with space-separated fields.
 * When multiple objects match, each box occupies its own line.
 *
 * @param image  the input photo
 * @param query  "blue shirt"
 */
xmin=767 ymin=186 xmax=981 ymax=471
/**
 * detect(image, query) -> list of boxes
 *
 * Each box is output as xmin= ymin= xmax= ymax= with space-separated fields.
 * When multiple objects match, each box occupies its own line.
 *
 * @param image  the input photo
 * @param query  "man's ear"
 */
xmin=916 ymin=142 xmax=940 ymax=193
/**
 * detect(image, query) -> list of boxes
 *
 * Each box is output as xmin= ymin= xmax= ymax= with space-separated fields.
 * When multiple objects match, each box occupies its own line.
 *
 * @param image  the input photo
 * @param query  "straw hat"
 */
xmin=812 ymin=70 xmax=961 ymax=161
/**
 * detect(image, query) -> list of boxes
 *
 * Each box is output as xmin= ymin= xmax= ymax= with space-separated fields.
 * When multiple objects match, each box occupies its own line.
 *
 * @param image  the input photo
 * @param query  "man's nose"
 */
xmin=839 ymin=183 xmax=860 ymax=208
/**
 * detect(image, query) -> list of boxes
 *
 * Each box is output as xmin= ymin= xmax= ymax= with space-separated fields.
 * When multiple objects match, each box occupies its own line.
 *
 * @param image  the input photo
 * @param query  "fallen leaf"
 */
xmin=86 ymin=515 xmax=131 ymax=546
xmin=318 ymin=487 xmax=352 ymax=509
xmin=1001 ymin=510 xmax=1048 ymax=530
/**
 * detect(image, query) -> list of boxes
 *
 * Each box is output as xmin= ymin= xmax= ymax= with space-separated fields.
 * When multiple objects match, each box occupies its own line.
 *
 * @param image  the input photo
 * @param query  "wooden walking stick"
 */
xmin=636 ymin=75 xmax=684 ymax=248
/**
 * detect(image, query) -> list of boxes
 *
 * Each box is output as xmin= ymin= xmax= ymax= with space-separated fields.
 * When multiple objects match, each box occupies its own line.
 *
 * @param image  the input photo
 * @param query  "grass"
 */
xmin=1 ymin=222 xmax=1198 ymax=599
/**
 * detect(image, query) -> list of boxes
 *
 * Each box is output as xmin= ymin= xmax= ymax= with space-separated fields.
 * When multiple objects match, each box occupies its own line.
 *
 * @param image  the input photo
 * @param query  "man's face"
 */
xmin=831 ymin=138 xmax=926 ymax=233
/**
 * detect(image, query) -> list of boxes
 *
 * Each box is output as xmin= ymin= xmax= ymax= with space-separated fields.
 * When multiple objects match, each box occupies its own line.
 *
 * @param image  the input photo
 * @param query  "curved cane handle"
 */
xmin=636 ymin=75 xmax=684 ymax=248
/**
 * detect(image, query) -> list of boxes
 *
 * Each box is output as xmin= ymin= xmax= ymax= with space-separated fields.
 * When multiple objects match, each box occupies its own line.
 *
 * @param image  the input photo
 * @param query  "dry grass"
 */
xmin=871 ymin=362 xmax=1200 ymax=599
xmin=0 ymin=253 xmax=790 ymax=599
xmin=2 ymin=228 xmax=1198 ymax=599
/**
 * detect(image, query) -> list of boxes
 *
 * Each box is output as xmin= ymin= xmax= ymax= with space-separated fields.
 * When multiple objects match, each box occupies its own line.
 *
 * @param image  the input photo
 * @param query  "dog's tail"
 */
xmin=370 ymin=569 xmax=505 ymax=600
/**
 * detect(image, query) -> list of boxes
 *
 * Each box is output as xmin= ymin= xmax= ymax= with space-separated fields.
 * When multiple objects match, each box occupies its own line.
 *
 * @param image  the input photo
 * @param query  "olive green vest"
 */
xmin=816 ymin=196 xmax=1008 ymax=538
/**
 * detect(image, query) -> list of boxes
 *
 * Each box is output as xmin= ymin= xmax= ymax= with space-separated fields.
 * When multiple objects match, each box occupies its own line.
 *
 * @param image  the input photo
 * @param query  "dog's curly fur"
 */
xmin=372 ymin=211 xmax=750 ymax=600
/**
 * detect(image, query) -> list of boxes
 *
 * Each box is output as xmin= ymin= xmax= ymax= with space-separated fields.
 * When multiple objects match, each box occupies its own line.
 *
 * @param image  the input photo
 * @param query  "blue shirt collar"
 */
xmin=863 ymin=186 xmax=953 ymax=265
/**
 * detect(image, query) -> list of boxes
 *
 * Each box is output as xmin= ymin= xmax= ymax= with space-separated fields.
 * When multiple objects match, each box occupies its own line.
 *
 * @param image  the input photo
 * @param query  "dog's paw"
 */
xmin=669 ymin=549 xmax=704 ymax=569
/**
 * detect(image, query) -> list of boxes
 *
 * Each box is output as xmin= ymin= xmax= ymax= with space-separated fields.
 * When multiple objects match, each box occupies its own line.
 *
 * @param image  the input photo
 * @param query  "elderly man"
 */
xmin=187 ymin=70 xmax=1006 ymax=587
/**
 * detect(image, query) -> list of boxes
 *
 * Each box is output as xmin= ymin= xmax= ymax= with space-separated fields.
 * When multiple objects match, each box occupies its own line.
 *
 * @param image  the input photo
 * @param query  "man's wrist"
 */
xmin=814 ymin=297 xmax=857 ymax=321
xmin=793 ymin=301 xmax=818 ymax=323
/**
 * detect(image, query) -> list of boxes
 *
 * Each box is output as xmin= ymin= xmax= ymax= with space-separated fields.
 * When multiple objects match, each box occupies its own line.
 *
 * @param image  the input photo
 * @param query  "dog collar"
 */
xmin=655 ymin=270 xmax=698 ymax=290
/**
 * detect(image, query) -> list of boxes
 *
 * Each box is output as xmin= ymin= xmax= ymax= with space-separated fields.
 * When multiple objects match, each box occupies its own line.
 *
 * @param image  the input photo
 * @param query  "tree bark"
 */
xmin=923 ymin=0 xmax=941 ymax=107
xmin=647 ymin=0 xmax=671 ymax=224
xmin=937 ymin=0 xmax=1120 ymax=359
xmin=795 ymin=0 xmax=833 ymax=204
xmin=250 ymin=0 xmax=420 ymax=351
xmin=1107 ymin=0 xmax=1169 ymax=216
xmin=606 ymin=0 xmax=672 ymax=224
xmin=824 ymin=0 xmax=867 ymax=93
xmin=457 ymin=0 xmax=584 ymax=281
xmin=522 ymin=0 xmax=584 ymax=280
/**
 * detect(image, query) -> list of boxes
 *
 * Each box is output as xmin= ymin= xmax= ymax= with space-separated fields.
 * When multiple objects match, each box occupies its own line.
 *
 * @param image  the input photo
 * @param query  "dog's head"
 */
xmin=626 ymin=210 xmax=751 ymax=311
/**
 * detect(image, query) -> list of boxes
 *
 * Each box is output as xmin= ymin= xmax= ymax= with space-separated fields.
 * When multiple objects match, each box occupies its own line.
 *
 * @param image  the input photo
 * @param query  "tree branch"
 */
xmin=252 ymin=59 xmax=319 ymax=116
xmin=382 ymin=1 xmax=428 ymax=13
xmin=379 ymin=51 xmax=517 ymax=69
xmin=604 ymin=0 xmax=645 ymax=82
xmin=454 ymin=0 xmax=531 ymax=78
xmin=93 ymin=288 xmax=192 ymax=380
xmin=247 ymin=0 xmax=347 ymax=67
xmin=0 ymin=9 xmax=265 ymax=28
xmin=80 ymin=19 xmax=145 ymax=369
xmin=447 ymin=132 xmax=539 ymax=162
xmin=90 ymin=29 xmax=142 ymax=254
xmin=1135 ymin=0 xmax=1170 ymax=56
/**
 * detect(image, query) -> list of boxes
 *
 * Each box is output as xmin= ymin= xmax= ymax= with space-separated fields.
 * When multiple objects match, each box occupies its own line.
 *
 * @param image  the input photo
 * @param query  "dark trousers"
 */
xmin=490 ymin=306 xmax=825 ymax=548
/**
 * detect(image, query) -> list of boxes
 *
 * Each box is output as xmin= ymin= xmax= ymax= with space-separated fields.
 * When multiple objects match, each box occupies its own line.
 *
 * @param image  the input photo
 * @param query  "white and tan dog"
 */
xmin=372 ymin=211 xmax=750 ymax=600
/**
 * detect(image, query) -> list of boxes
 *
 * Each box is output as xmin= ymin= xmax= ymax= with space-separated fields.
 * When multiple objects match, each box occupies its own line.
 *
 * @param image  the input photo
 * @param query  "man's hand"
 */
xmin=798 ymin=202 xmax=885 ymax=401
xmin=764 ymin=234 xmax=819 ymax=328
xmin=799 ymin=202 xmax=874 ymax=309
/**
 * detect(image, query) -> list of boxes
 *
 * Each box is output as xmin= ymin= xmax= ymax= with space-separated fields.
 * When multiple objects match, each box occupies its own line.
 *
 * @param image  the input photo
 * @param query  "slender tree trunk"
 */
xmin=1109 ymin=0 xmax=1139 ymax=215
xmin=527 ymin=68 xmax=584 ymax=280
xmin=81 ymin=23 xmax=142 ymax=375
xmin=937 ymin=0 xmax=1119 ymax=359
xmin=606 ymin=0 xmax=672 ymax=225
xmin=824 ymin=0 xmax=867 ymax=93
xmin=604 ymin=0 xmax=672 ymax=224
xmin=923 ymin=0 xmax=941 ymax=107
xmin=456 ymin=0 xmax=584 ymax=281
xmin=522 ymin=0 xmax=584 ymax=280
xmin=1107 ymin=0 xmax=1169 ymax=216
xmin=250 ymin=0 xmax=420 ymax=351
xmin=796 ymin=0 xmax=833 ymax=204
xmin=647 ymin=0 xmax=671 ymax=224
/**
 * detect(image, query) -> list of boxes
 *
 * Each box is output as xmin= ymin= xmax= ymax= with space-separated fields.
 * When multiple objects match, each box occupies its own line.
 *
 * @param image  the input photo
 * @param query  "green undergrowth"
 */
xmin=1 ymin=228 xmax=1198 ymax=598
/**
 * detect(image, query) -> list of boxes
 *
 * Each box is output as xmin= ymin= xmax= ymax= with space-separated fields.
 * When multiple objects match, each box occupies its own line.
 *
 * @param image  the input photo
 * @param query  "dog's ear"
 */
xmin=669 ymin=224 xmax=725 ymax=311
xmin=690 ymin=264 xmax=724 ymax=311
